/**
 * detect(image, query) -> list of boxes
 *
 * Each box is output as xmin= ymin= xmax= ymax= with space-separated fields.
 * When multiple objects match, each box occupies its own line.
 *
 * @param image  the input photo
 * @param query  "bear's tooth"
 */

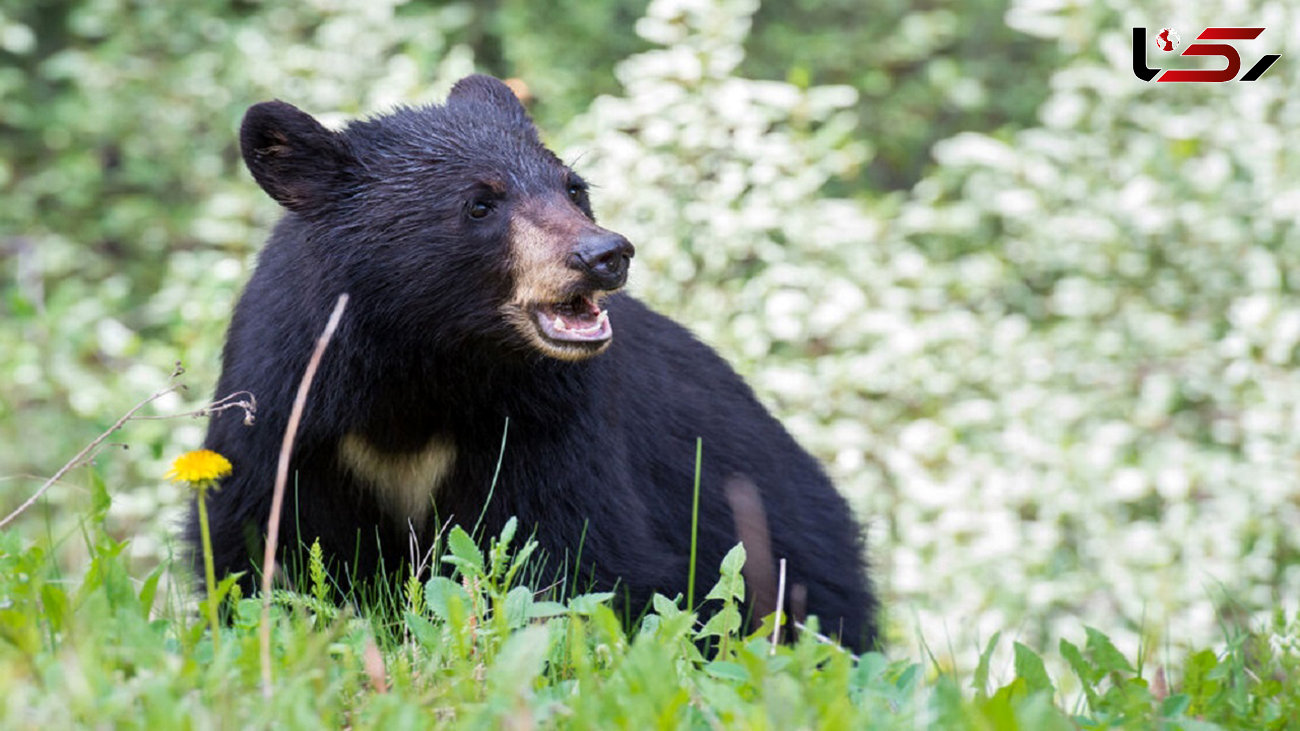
xmin=553 ymin=315 xmax=568 ymax=331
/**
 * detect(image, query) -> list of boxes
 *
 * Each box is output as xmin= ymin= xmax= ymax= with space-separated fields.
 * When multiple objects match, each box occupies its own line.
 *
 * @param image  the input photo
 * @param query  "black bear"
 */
xmin=189 ymin=75 xmax=876 ymax=651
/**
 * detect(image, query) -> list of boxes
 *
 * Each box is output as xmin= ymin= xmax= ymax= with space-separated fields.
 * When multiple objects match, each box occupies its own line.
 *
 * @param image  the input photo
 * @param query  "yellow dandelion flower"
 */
xmin=165 ymin=449 xmax=233 ymax=484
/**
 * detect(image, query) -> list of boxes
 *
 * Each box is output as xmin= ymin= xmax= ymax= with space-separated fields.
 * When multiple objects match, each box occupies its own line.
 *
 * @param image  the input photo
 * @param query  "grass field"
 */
xmin=2 ymin=463 xmax=1297 ymax=730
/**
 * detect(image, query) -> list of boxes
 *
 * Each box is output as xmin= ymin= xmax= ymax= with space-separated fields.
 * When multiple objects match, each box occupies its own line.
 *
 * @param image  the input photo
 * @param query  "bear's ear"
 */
xmin=240 ymin=101 xmax=356 ymax=213
xmin=447 ymin=75 xmax=535 ymax=133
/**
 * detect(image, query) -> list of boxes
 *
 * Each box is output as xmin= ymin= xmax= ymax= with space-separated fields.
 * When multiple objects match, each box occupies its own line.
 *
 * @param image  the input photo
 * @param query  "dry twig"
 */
xmin=260 ymin=293 xmax=349 ymax=698
xmin=0 ymin=364 xmax=255 ymax=530
xmin=772 ymin=557 xmax=787 ymax=655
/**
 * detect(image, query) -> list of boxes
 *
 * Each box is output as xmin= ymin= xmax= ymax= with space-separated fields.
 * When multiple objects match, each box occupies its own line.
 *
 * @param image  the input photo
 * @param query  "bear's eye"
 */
xmin=567 ymin=183 xmax=585 ymax=204
xmin=468 ymin=200 xmax=493 ymax=219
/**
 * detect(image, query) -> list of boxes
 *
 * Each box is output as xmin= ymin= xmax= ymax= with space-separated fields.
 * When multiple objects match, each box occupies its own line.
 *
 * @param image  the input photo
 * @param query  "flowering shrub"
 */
xmin=564 ymin=0 xmax=1300 ymax=666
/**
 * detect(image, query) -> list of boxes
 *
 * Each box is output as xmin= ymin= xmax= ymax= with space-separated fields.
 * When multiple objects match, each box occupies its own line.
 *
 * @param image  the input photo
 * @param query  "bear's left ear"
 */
xmin=447 ymin=75 xmax=536 ymax=134
xmin=240 ymin=100 xmax=358 ymax=214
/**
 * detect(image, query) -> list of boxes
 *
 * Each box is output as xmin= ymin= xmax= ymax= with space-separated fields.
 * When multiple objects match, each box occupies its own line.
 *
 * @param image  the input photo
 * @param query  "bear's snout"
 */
xmin=569 ymin=230 xmax=635 ymax=290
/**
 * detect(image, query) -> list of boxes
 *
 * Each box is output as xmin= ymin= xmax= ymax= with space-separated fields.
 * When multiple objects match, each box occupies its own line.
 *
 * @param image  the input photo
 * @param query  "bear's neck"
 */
xmin=340 ymin=335 xmax=600 ymax=448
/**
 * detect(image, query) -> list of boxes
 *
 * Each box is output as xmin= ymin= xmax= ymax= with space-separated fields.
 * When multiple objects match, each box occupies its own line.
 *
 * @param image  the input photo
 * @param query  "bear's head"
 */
xmin=238 ymin=75 xmax=634 ymax=362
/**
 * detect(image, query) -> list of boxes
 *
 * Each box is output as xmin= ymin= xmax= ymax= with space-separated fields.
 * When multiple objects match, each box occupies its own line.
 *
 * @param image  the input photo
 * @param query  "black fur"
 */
xmin=188 ymin=75 xmax=877 ymax=651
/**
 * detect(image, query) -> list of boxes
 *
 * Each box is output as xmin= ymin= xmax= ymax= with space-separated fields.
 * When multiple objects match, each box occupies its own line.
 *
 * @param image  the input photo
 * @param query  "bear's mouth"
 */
xmin=531 ymin=294 xmax=611 ymax=346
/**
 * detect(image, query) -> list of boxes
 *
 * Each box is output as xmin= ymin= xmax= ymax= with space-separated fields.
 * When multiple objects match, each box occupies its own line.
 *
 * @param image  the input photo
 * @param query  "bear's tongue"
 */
xmin=536 ymin=295 xmax=611 ymax=343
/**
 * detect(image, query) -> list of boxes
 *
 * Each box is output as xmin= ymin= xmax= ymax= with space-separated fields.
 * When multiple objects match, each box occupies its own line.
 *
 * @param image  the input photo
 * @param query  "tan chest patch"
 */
xmin=338 ymin=433 xmax=457 ymax=525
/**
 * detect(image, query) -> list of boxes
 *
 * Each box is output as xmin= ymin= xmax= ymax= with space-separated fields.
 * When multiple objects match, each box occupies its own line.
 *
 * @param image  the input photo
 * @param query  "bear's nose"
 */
xmin=570 ymin=231 xmax=635 ymax=290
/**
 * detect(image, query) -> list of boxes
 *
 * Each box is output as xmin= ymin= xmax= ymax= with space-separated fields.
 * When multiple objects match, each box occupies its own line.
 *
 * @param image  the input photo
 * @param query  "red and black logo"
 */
xmin=1133 ymin=27 xmax=1280 ymax=82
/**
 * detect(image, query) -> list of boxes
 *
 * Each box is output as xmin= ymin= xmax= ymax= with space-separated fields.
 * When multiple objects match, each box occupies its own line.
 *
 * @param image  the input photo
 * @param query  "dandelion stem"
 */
xmin=196 ymin=482 xmax=221 ymax=653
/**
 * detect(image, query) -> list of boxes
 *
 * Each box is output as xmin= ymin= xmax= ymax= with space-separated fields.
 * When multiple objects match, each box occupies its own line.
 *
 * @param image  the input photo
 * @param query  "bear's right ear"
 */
xmin=240 ymin=101 xmax=355 ymax=213
xmin=447 ymin=75 xmax=536 ymax=134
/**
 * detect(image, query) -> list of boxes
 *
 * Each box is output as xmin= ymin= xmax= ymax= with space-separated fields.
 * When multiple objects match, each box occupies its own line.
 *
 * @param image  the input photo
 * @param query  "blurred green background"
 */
xmin=2 ymin=0 xmax=1297 ymax=668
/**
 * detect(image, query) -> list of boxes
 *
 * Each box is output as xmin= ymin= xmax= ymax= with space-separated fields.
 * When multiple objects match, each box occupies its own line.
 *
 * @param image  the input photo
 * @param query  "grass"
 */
xmin=2 ymin=377 xmax=1298 ymax=728
xmin=2 ymin=491 xmax=1298 ymax=729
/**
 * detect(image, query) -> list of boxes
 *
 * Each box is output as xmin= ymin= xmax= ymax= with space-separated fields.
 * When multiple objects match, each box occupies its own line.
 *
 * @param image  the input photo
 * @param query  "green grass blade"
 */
xmin=687 ymin=437 xmax=702 ymax=611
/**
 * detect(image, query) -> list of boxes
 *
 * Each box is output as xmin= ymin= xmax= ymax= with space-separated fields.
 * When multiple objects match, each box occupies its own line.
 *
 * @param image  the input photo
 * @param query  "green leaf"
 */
xmin=0 ymin=609 xmax=40 ymax=655
xmin=895 ymin=663 xmax=920 ymax=691
xmin=1170 ymin=720 xmax=1226 ymax=731
xmin=504 ymin=585 xmax=533 ymax=629
xmin=425 ymin=576 xmax=471 ymax=621
xmin=698 ymin=605 xmax=742 ymax=639
xmin=854 ymin=651 xmax=889 ymax=689
xmin=138 ymin=563 xmax=164 ymax=621
xmin=652 ymin=593 xmax=684 ymax=619
xmin=636 ymin=615 xmax=661 ymax=639
xmin=211 ymin=573 xmax=242 ymax=605
xmin=89 ymin=468 xmax=111 ymax=523
xmin=405 ymin=610 xmax=441 ymax=648
xmin=705 ymin=543 xmax=746 ymax=603
xmin=1060 ymin=638 xmax=1100 ymax=706
xmin=503 ymin=539 xmax=539 ymax=587
xmin=703 ymin=660 xmax=749 ymax=683
xmin=526 ymin=601 xmax=568 ymax=619
xmin=1084 ymin=626 xmax=1135 ymax=675
xmin=443 ymin=526 xmax=484 ymax=575
xmin=498 ymin=516 xmax=517 ymax=550
xmin=719 ymin=542 xmax=746 ymax=576
xmin=232 ymin=597 xmax=262 ymax=630
xmin=1160 ymin=693 xmax=1191 ymax=718
xmin=567 ymin=592 xmax=615 ymax=615
xmin=973 ymin=631 xmax=1001 ymax=699
xmin=40 ymin=584 xmax=68 ymax=633
xmin=1182 ymin=649 xmax=1220 ymax=699
xmin=79 ymin=536 xmax=132 ymax=609
xmin=988 ymin=677 xmax=1027 ymax=717
xmin=1013 ymin=641 xmax=1055 ymax=695
xmin=487 ymin=625 xmax=550 ymax=690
